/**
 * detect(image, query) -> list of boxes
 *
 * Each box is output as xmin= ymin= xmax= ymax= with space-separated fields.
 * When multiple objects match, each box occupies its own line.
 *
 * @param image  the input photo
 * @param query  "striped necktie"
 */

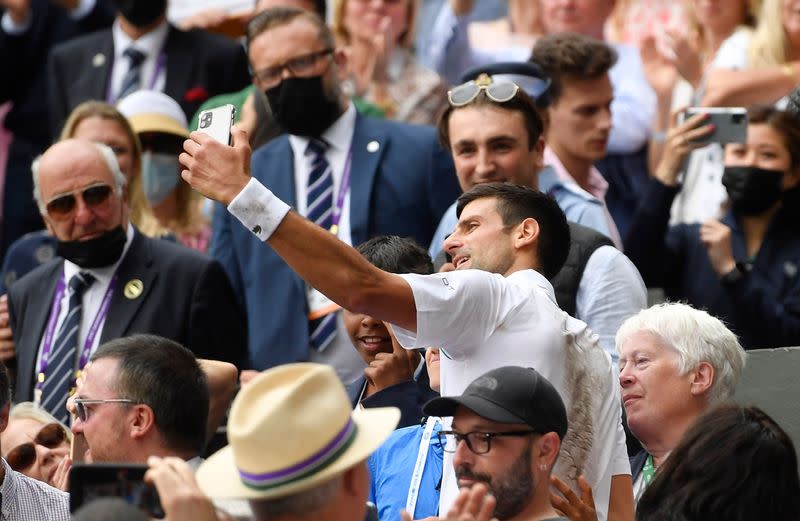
xmin=41 ymin=272 xmax=95 ymax=423
xmin=116 ymin=47 xmax=146 ymax=101
xmin=305 ymin=138 xmax=336 ymax=351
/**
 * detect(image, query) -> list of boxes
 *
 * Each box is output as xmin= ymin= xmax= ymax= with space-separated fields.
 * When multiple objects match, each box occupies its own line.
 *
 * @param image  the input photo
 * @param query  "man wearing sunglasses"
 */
xmin=208 ymin=7 xmax=459 ymax=381
xmin=6 ymin=139 xmax=246 ymax=422
xmin=0 ymin=363 xmax=70 ymax=520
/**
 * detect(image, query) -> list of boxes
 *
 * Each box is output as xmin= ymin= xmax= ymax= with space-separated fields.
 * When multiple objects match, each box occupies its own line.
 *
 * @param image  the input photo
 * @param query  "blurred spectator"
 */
xmin=209 ymin=7 xmax=459 ymax=378
xmin=642 ymin=0 xmax=759 ymax=225
xmin=429 ymin=72 xmax=646 ymax=359
xmin=605 ymin=0 xmax=688 ymax=49
xmin=118 ymin=90 xmax=210 ymax=252
xmin=71 ymin=335 xmax=209 ymax=464
xmin=0 ymin=0 xmax=116 ymax=261
xmin=333 ymin=0 xmax=449 ymax=124
xmin=368 ymin=346 xmax=442 ymax=521
xmin=188 ymin=363 xmax=399 ymax=521
xmin=8 ymin=140 xmax=246 ymax=420
xmin=637 ymin=404 xmax=800 ymax=521
xmin=1 ymin=402 xmax=71 ymax=489
xmin=703 ymin=0 xmax=799 ymax=107
xmin=47 ymin=0 xmax=251 ymax=136
xmin=533 ymin=32 xmax=622 ymax=247
xmin=625 ymin=105 xmax=800 ymax=349
xmin=0 ymin=362 xmax=70 ymax=520
xmin=344 ymin=236 xmax=437 ymax=429
xmin=616 ymin=302 xmax=746 ymax=503
xmin=0 ymin=101 xmax=151 ymax=293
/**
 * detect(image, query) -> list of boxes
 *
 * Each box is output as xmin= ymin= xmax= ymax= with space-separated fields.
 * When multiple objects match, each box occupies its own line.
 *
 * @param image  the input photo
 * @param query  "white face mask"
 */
xmin=141 ymin=151 xmax=180 ymax=205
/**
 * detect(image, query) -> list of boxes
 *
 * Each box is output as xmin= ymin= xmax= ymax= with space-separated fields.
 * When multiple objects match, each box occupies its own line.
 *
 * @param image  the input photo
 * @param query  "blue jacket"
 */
xmin=625 ymin=179 xmax=800 ymax=349
xmin=211 ymin=115 xmax=460 ymax=369
xmin=368 ymin=421 xmax=443 ymax=521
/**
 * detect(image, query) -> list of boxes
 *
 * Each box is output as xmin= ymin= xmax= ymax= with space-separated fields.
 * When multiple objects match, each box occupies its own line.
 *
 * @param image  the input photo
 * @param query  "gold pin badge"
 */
xmin=92 ymin=53 xmax=106 ymax=67
xmin=124 ymin=279 xmax=144 ymax=299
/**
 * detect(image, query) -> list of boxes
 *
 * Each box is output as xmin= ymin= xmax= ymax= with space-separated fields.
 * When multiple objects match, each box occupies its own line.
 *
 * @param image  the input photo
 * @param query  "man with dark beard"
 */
xmin=422 ymin=365 xmax=569 ymax=521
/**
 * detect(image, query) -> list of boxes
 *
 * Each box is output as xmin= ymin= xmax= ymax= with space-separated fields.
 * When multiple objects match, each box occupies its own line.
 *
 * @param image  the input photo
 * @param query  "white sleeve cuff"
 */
xmin=2 ymin=10 xmax=32 ymax=34
xmin=70 ymin=0 xmax=98 ymax=20
xmin=227 ymin=178 xmax=291 ymax=241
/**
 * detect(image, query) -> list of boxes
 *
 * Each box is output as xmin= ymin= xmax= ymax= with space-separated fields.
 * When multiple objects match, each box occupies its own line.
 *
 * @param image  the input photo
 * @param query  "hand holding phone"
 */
xmin=70 ymin=463 xmax=165 ymax=518
xmin=197 ymin=104 xmax=236 ymax=146
xmin=678 ymin=107 xmax=747 ymax=145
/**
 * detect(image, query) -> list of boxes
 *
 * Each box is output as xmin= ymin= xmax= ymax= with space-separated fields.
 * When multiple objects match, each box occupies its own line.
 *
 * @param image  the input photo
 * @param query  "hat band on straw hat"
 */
xmin=238 ymin=418 xmax=358 ymax=491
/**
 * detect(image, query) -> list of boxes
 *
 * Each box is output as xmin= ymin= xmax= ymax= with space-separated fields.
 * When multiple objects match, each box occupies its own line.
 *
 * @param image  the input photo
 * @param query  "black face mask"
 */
xmin=265 ymin=75 xmax=342 ymax=137
xmin=722 ymin=165 xmax=785 ymax=216
xmin=113 ymin=0 xmax=166 ymax=28
xmin=56 ymin=226 xmax=127 ymax=269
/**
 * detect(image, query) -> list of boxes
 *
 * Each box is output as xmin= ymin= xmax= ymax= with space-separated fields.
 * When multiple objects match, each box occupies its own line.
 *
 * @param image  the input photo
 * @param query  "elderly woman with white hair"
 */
xmin=616 ymin=302 xmax=747 ymax=504
xmin=1 ymin=402 xmax=72 ymax=489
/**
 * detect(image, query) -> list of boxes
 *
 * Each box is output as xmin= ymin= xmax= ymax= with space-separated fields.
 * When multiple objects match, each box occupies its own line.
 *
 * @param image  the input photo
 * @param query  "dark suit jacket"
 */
xmin=211 ymin=114 xmax=460 ymax=369
xmin=8 ymin=230 xmax=247 ymax=402
xmin=47 ymin=23 xmax=250 ymax=135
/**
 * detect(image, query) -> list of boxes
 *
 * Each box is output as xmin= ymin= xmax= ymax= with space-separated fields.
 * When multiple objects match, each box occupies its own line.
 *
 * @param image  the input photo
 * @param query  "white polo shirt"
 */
xmin=392 ymin=269 xmax=629 ymax=521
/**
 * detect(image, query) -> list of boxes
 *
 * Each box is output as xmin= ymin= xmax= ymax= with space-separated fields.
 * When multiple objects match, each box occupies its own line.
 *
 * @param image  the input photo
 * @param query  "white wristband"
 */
xmin=227 ymin=178 xmax=291 ymax=241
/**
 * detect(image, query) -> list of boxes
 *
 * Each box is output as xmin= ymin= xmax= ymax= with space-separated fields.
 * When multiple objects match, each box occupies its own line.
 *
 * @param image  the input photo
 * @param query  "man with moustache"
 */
xmin=5 ymin=139 xmax=245 ymax=423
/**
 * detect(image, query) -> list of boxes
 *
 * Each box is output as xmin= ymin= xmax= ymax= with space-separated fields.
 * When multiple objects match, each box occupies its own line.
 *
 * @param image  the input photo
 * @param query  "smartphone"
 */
xmin=70 ymin=463 xmax=164 ymax=519
xmin=679 ymin=107 xmax=747 ymax=144
xmin=197 ymin=104 xmax=236 ymax=145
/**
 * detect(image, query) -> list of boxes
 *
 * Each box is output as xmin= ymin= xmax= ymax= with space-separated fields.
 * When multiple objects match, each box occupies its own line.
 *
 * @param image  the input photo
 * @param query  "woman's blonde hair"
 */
xmin=685 ymin=0 xmax=760 ymax=54
xmin=59 ymin=101 xmax=150 ymax=230
xmin=7 ymin=402 xmax=73 ymax=444
xmin=332 ymin=0 xmax=418 ymax=49
xmin=749 ymin=0 xmax=790 ymax=67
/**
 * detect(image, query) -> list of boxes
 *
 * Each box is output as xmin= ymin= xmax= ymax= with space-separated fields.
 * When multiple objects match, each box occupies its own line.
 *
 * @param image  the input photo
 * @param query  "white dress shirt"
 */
xmin=109 ymin=19 xmax=169 ymax=102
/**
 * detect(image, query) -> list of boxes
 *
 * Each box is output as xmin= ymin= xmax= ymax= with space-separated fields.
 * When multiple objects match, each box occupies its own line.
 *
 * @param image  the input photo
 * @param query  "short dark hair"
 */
xmin=247 ymin=7 xmax=334 ymax=53
xmin=356 ymin=236 xmax=433 ymax=275
xmin=638 ymin=404 xmax=800 ymax=521
xmin=456 ymin=183 xmax=570 ymax=279
xmin=747 ymin=104 xmax=800 ymax=171
xmin=437 ymin=88 xmax=545 ymax=152
xmin=91 ymin=335 xmax=209 ymax=455
xmin=530 ymin=33 xmax=617 ymax=104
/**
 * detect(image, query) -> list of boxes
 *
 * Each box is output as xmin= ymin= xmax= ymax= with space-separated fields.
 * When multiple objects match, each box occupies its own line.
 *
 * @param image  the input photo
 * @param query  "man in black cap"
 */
xmin=424 ymin=366 xmax=570 ymax=521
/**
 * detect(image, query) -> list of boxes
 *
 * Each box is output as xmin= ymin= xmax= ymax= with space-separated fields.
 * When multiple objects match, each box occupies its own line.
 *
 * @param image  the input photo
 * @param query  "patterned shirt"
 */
xmin=0 ymin=458 xmax=70 ymax=520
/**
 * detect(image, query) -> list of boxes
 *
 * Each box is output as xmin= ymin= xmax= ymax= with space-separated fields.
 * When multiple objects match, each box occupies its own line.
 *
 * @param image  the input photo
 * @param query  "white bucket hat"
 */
xmin=196 ymin=363 xmax=399 ymax=500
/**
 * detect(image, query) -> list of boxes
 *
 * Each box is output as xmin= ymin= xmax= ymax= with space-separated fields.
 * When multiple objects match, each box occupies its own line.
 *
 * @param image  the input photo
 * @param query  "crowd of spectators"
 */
xmin=1 ymin=0 xmax=800 ymax=520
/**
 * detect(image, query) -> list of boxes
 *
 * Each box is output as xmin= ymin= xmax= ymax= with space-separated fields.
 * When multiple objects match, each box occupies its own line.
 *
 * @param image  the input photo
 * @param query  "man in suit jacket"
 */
xmin=210 ymin=7 xmax=460 ymax=379
xmin=5 ymin=139 xmax=246 ymax=419
xmin=47 ymin=0 xmax=251 ymax=136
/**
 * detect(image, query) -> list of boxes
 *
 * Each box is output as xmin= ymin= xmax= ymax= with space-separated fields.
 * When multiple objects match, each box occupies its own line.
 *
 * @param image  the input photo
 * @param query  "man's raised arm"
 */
xmin=179 ymin=127 xmax=417 ymax=332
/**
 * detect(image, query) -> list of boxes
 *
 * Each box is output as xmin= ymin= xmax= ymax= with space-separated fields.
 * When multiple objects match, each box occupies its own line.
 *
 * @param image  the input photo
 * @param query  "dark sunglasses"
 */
xmin=447 ymin=73 xmax=520 ymax=107
xmin=6 ymin=422 xmax=67 ymax=471
xmin=45 ymin=184 xmax=114 ymax=218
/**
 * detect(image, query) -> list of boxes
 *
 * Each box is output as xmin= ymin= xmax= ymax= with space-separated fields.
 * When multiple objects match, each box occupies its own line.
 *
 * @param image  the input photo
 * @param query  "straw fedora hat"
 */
xmin=196 ymin=363 xmax=400 ymax=500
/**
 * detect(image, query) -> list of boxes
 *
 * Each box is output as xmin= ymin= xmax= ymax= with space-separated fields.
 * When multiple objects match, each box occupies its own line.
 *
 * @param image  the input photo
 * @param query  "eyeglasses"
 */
xmin=6 ymin=422 xmax=68 ymax=472
xmin=73 ymin=398 xmax=138 ymax=423
xmin=436 ymin=429 xmax=538 ymax=454
xmin=252 ymin=48 xmax=334 ymax=89
xmin=44 ymin=183 xmax=114 ymax=219
xmin=447 ymin=73 xmax=520 ymax=107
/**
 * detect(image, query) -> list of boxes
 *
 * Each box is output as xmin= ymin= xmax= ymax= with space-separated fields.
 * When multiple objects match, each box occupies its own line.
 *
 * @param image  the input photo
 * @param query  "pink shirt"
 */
xmin=543 ymin=147 xmax=622 ymax=248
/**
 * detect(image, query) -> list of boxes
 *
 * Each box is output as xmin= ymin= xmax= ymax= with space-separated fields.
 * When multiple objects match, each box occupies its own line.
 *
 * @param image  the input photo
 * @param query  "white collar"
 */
xmin=507 ymin=268 xmax=557 ymax=304
xmin=112 ymin=18 xmax=169 ymax=61
xmin=63 ymin=223 xmax=135 ymax=285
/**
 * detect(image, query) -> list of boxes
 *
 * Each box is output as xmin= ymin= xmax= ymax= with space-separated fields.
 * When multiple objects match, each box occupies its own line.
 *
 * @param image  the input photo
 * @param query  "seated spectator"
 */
xmin=642 ymin=0 xmax=758 ymax=225
xmin=637 ymin=404 xmax=800 ymax=521
xmin=368 ymin=346 xmax=443 ymax=521
xmin=0 ymin=100 xmax=148 ymax=294
xmin=345 ymin=236 xmax=437 ymax=428
xmin=703 ymin=0 xmax=800 ymax=107
xmin=423 ymin=365 xmax=570 ymax=521
xmin=532 ymin=33 xmax=623 ymax=247
xmin=616 ymin=302 xmax=747 ymax=503
xmin=0 ymin=403 xmax=71 ymax=489
xmin=0 ymin=363 xmax=70 ymax=520
xmin=332 ymin=0 xmax=448 ymax=124
xmin=190 ymin=363 xmax=400 ymax=521
xmin=118 ymin=90 xmax=211 ymax=252
xmin=625 ymin=105 xmax=800 ymax=349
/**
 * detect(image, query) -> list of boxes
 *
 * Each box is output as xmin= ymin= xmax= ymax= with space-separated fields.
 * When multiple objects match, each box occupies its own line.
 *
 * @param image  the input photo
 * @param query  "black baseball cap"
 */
xmin=424 ymin=366 xmax=568 ymax=440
